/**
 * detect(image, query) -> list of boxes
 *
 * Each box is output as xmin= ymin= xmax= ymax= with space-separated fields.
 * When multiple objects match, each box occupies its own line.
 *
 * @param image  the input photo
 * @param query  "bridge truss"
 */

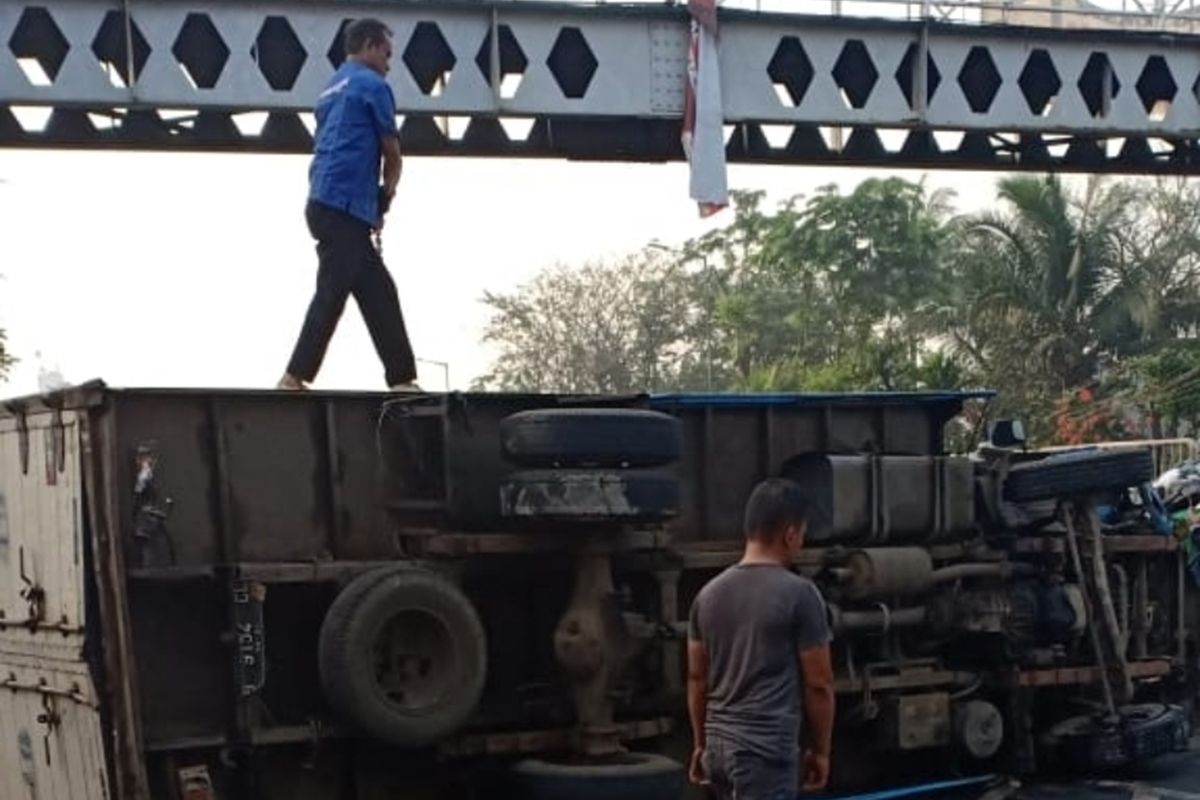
xmin=2 ymin=0 xmax=1200 ymax=172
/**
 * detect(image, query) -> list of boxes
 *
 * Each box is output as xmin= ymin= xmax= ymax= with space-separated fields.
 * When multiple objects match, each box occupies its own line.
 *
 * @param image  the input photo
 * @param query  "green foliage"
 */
xmin=936 ymin=175 xmax=1200 ymax=440
xmin=686 ymin=179 xmax=968 ymax=391
xmin=477 ymin=175 xmax=1200 ymax=445
xmin=1131 ymin=344 xmax=1200 ymax=424
xmin=1097 ymin=340 xmax=1200 ymax=438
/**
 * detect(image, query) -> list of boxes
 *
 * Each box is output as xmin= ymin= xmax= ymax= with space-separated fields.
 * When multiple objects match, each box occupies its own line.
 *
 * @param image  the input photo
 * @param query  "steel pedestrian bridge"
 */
xmin=3 ymin=0 xmax=1200 ymax=172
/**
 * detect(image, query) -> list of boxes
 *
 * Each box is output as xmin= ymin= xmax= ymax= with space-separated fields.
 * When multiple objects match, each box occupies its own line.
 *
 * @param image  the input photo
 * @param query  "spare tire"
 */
xmin=511 ymin=752 xmax=685 ymax=800
xmin=1004 ymin=449 xmax=1154 ymax=503
xmin=501 ymin=409 xmax=681 ymax=468
xmin=499 ymin=470 xmax=680 ymax=520
xmin=318 ymin=566 xmax=486 ymax=747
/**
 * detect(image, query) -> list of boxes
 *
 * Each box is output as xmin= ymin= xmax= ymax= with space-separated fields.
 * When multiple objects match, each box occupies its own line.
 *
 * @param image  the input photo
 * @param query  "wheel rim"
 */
xmin=371 ymin=608 xmax=456 ymax=713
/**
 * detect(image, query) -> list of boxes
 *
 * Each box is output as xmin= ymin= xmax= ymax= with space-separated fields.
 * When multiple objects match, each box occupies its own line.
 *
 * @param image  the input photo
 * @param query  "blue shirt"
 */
xmin=308 ymin=61 xmax=398 ymax=226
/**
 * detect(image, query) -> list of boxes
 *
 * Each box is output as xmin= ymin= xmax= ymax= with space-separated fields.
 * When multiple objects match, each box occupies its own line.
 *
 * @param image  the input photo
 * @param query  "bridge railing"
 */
xmin=528 ymin=0 xmax=1200 ymax=33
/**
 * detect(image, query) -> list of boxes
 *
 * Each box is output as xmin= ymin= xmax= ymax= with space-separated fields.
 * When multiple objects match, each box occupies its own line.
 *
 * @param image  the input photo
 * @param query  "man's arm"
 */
xmin=799 ymin=643 xmax=835 ymax=790
xmin=381 ymin=134 xmax=402 ymax=198
xmin=686 ymin=638 xmax=709 ymax=784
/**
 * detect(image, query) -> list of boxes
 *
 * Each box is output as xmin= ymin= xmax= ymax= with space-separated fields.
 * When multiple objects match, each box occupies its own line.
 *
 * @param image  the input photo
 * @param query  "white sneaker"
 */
xmin=388 ymin=382 xmax=423 ymax=393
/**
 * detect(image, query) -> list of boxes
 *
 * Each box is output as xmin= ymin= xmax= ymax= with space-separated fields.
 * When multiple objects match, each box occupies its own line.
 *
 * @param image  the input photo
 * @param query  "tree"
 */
xmin=1100 ymin=177 xmax=1200 ymax=355
xmin=1094 ymin=341 xmax=1200 ymax=440
xmin=934 ymin=174 xmax=1200 ymax=441
xmin=474 ymin=251 xmax=705 ymax=393
xmin=474 ymin=174 xmax=1200 ymax=446
xmin=690 ymin=179 xmax=970 ymax=392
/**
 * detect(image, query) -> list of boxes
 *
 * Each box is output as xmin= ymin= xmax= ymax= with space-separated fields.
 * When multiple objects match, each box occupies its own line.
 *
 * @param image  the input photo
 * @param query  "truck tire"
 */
xmin=1004 ymin=449 xmax=1154 ymax=503
xmin=318 ymin=566 xmax=486 ymax=747
xmin=501 ymin=409 xmax=681 ymax=468
xmin=511 ymin=753 xmax=684 ymax=800
xmin=499 ymin=470 xmax=680 ymax=520
xmin=1040 ymin=703 xmax=1189 ymax=771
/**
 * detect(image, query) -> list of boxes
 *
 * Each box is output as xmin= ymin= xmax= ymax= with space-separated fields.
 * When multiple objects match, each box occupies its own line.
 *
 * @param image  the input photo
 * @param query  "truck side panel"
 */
xmin=0 ymin=412 xmax=111 ymax=800
xmin=0 ymin=414 xmax=85 ymax=647
xmin=0 ymin=656 xmax=110 ymax=800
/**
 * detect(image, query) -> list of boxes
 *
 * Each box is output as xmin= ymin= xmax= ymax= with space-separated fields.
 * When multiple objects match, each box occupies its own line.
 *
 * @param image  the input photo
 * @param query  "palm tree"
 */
xmin=1096 ymin=177 xmax=1200 ymax=353
xmin=962 ymin=174 xmax=1138 ymax=386
xmin=932 ymin=173 xmax=1200 ymax=440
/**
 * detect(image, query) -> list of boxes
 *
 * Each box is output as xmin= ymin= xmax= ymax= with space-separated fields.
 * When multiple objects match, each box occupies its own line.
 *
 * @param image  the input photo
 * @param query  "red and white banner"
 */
xmin=682 ymin=0 xmax=728 ymax=217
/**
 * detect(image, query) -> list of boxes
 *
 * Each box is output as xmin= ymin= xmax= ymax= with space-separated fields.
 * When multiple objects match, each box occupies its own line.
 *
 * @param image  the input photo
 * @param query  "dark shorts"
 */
xmin=702 ymin=738 xmax=798 ymax=800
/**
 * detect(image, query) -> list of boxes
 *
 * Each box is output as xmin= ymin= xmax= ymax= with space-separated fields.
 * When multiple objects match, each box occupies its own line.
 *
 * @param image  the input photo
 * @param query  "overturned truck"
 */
xmin=0 ymin=384 xmax=1194 ymax=800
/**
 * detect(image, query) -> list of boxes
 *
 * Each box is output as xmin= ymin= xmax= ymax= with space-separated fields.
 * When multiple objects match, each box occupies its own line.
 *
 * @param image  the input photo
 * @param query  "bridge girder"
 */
xmin=2 ymin=1 xmax=1200 ymax=172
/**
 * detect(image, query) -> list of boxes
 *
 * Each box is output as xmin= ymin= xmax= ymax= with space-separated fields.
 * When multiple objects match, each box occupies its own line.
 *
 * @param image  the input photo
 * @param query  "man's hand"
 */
xmin=686 ymin=638 xmax=709 ymax=785
xmin=799 ymin=643 xmax=834 ymax=792
xmin=802 ymin=750 xmax=830 ymax=791
xmin=381 ymin=134 xmax=402 ymax=196
xmin=688 ymin=747 xmax=707 ymax=785
xmin=378 ymin=185 xmax=394 ymax=216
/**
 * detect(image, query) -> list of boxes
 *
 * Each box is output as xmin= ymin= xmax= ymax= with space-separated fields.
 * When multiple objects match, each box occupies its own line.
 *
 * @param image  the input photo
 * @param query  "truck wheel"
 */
xmin=499 ymin=470 xmax=680 ymax=520
xmin=1004 ymin=449 xmax=1154 ymax=503
xmin=1040 ymin=703 xmax=1189 ymax=771
xmin=318 ymin=566 xmax=486 ymax=747
xmin=501 ymin=409 xmax=681 ymax=468
xmin=511 ymin=753 xmax=684 ymax=800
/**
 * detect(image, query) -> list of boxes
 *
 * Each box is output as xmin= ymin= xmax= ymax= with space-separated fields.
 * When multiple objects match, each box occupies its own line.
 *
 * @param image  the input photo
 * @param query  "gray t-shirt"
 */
xmin=688 ymin=563 xmax=832 ymax=760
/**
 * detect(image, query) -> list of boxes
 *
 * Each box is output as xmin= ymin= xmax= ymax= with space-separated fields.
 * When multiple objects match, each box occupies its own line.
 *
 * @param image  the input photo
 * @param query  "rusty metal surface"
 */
xmin=1004 ymin=658 xmax=1172 ymax=688
xmin=416 ymin=528 xmax=671 ymax=556
xmin=1015 ymin=535 xmax=1179 ymax=556
xmin=835 ymin=666 xmax=976 ymax=694
xmin=437 ymin=715 xmax=675 ymax=757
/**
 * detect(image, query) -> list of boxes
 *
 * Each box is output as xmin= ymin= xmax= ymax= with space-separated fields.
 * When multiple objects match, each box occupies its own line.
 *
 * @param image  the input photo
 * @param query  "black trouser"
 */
xmin=287 ymin=201 xmax=417 ymax=386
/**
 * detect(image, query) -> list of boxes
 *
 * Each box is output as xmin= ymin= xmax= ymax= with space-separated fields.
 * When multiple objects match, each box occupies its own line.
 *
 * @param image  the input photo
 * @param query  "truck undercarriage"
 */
xmin=0 ymin=383 xmax=1194 ymax=800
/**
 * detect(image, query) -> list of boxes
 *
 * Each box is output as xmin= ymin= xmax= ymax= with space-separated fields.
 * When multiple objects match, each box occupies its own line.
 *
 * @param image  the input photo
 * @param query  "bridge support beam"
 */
xmin=2 ymin=1 xmax=1199 ymax=172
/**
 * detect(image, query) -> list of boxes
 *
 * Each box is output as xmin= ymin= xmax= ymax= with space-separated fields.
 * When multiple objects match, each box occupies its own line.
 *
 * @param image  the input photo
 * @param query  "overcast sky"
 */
xmin=0 ymin=149 xmax=1009 ymax=395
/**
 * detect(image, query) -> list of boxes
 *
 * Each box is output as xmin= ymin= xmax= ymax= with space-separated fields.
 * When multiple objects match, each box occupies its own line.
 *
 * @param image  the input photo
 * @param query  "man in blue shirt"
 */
xmin=279 ymin=17 xmax=419 ymax=392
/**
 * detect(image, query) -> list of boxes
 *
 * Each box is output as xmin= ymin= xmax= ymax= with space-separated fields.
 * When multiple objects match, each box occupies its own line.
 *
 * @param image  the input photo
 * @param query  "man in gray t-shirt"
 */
xmin=687 ymin=478 xmax=835 ymax=799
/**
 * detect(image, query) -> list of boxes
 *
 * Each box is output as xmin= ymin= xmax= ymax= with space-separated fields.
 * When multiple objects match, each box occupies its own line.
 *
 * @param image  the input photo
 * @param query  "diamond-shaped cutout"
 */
xmin=404 ymin=22 xmax=456 ymax=96
xmin=93 ymin=10 xmax=151 ymax=88
xmin=957 ymin=46 xmax=1001 ymax=113
xmin=1019 ymin=49 xmax=1060 ymax=116
xmin=9 ymin=7 xmax=69 ymax=85
xmin=832 ymin=41 xmax=877 ymax=110
xmin=327 ymin=18 xmax=353 ymax=69
xmin=475 ymin=25 xmax=528 ymax=100
xmin=173 ymin=13 xmax=229 ymax=90
xmin=1136 ymin=55 xmax=1176 ymax=121
xmin=768 ymin=37 xmax=813 ymax=107
xmin=547 ymin=27 xmax=597 ymax=99
xmin=895 ymin=43 xmax=941 ymax=110
xmin=251 ymin=16 xmax=306 ymax=92
xmin=1079 ymin=52 xmax=1121 ymax=118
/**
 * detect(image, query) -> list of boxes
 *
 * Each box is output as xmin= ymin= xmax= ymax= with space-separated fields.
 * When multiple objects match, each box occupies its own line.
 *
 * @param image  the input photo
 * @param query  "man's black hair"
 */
xmin=743 ymin=478 xmax=811 ymax=542
xmin=345 ymin=18 xmax=392 ymax=55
